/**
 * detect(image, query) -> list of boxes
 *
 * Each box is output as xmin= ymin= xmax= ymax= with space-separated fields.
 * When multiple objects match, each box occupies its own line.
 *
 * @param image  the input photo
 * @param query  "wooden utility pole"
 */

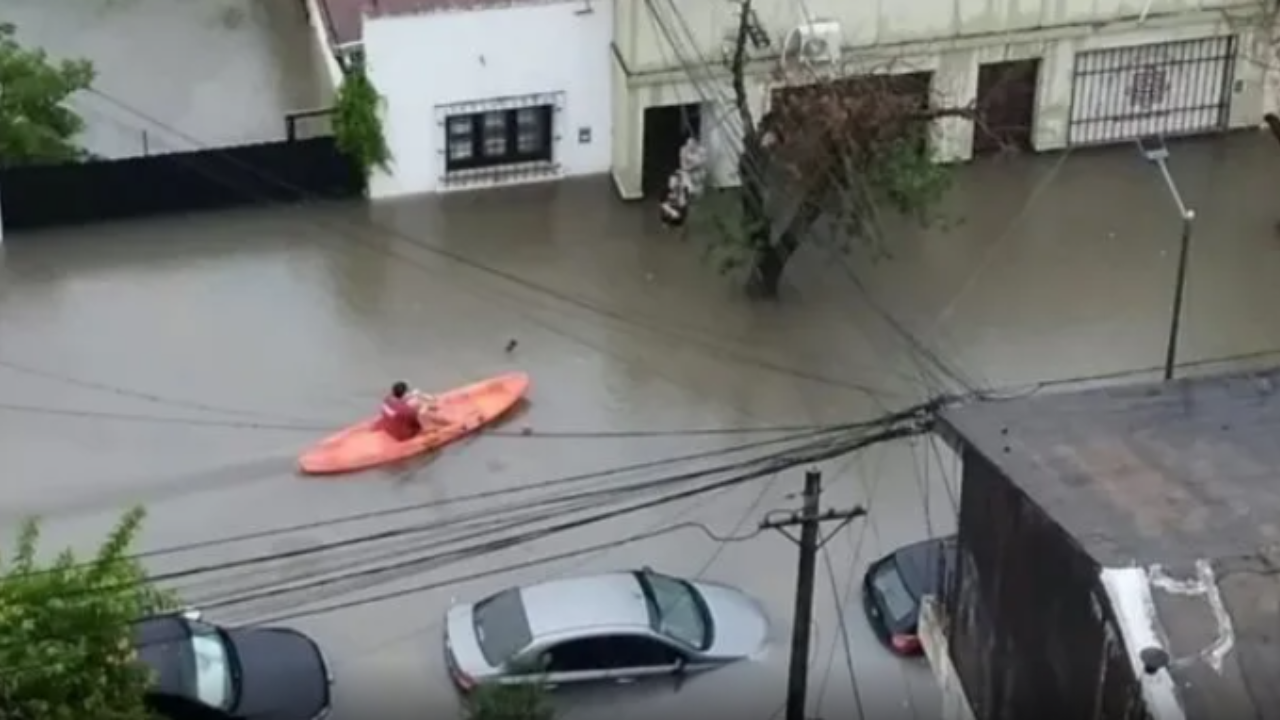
xmin=761 ymin=469 xmax=867 ymax=720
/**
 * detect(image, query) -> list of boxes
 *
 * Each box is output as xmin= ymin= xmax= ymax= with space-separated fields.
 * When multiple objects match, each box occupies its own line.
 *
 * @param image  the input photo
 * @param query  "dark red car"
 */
xmin=861 ymin=535 xmax=956 ymax=656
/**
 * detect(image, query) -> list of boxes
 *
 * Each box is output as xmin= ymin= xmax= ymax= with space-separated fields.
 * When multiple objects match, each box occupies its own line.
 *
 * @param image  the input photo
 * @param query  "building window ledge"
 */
xmin=441 ymin=160 xmax=561 ymax=189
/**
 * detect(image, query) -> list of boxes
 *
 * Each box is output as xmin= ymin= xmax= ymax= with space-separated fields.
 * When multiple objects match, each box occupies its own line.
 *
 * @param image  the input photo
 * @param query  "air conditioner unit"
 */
xmin=782 ymin=20 xmax=842 ymax=67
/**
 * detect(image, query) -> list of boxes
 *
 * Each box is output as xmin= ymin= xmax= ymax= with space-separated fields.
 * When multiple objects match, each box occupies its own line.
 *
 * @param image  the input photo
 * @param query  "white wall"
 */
xmin=364 ymin=0 xmax=613 ymax=198
xmin=610 ymin=5 xmax=1268 ymax=196
xmin=618 ymin=0 xmax=1253 ymax=73
xmin=306 ymin=0 xmax=344 ymax=94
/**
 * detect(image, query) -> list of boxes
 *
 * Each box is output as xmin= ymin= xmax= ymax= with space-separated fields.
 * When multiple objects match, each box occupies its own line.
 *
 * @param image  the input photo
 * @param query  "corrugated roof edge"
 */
xmin=368 ymin=0 xmax=584 ymax=21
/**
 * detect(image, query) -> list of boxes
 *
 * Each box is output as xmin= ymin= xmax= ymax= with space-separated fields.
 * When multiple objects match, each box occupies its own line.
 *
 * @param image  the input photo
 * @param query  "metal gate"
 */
xmin=1068 ymin=35 xmax=1236 ymax=146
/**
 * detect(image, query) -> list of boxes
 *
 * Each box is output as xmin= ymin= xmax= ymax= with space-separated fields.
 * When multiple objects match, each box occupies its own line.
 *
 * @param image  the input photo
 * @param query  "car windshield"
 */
xmin=186 ymin=620 xmax=237 ymax=711
xmin=473 ymin=588 xmax=533 ymax=667
xmin=872 ymin=560 xmax=919 ymax=625
xmin=638 ymin=572 xmax=709 ymax=650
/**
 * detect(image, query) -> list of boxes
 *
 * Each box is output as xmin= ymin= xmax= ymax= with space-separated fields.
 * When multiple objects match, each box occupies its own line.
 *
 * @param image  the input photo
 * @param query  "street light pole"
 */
xmin=1137 ymin=136 xmax=1195 ymax=382
xmin=1163 ymin=210 xmax=1194 ymax=381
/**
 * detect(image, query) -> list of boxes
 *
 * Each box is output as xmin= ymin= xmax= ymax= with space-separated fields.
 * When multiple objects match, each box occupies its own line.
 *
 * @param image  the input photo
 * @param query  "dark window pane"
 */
xmin=871 ymin=560 xmax=919 ymax=625
xmin=473 ymin=588 xmax=532 ymax=666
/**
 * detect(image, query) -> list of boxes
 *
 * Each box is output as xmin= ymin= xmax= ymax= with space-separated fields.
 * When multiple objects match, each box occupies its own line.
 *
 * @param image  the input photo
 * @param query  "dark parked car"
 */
xmin=136 ymin=609 xmax=333 ymax=720
xmin=861 ymin=535 xmax=956 ymax=656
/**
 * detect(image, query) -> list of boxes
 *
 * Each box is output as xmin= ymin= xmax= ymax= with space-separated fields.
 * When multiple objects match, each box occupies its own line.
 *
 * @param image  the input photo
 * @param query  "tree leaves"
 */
xmin=688 ymin=0 xmax=963 ymax=297
xmin=333 ymin=56 xmax=392 ymax=185
xmin=0 ymin=23 xmax=95 ymax=166
xmin=464 ymin=680 xmax=555 ymax=720
xmin=0 ymin=507 xmax=175 ymax=720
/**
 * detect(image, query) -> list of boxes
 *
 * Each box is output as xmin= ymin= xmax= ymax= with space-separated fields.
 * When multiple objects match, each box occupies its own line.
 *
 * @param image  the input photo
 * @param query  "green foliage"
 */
xmin=863 ymin=130 xmax=952 ymax=226
xmin=693 ymin=0 xmax=963 ymax=298
xmin=689 ymin=188 xmax=756 ymax=275
xmin=464 ymin=680 xmax=556 ymax=720
xmin=0 ymin=22 xmax=95 ymax=166
xmin=0 ymin=506 xmax=176 ymax=720
xmin=333 ymin=59 xmax=391 ymax=183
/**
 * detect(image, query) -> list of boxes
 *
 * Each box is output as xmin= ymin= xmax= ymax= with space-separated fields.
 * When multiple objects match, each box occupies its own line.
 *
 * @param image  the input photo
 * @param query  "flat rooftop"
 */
xmin=320 ymin=0 xmax=555 ymax=45
xmin=941 ymin=368 xmax=1280 ymax=720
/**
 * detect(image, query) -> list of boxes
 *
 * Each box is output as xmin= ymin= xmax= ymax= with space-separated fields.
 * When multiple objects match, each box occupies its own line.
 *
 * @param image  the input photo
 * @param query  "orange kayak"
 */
xmin=298 ymin=372 xmax=530 ymax=476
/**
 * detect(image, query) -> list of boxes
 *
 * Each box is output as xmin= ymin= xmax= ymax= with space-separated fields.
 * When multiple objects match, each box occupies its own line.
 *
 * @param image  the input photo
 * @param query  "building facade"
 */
xmin=925 ymin=370 xmax=1280 ymax=720
xmin=317 ymin=0 xmax=613 ymax=199
xmin=611 ymin=0 xmax=1272 ymax=200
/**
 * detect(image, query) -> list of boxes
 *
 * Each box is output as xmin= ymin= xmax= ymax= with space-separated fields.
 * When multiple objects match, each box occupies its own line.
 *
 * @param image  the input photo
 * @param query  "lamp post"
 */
xmin=1137 ymin=136 xmax=1195 ymax=382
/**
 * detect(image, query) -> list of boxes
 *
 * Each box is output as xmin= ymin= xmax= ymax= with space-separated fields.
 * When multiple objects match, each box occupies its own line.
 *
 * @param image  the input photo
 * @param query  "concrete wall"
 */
xmin=305 ymin=0 xmax=344 ymax=99
xmin=609 ymin=6 xmax=1268 ymax=198
xmin=364 ymin=0 xmax=613 ymax=198
xmin=920 ymin=597 xmax=977 ymax=720
xmin=616 ymin=0 xmax=1252 ymax=73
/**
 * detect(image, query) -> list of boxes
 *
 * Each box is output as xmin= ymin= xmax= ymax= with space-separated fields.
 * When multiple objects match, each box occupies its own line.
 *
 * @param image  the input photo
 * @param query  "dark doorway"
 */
xmin=641 ymin=103 xmax=700 ymax=199
xmin=973 ymin=59 xmax=1040 ymax=156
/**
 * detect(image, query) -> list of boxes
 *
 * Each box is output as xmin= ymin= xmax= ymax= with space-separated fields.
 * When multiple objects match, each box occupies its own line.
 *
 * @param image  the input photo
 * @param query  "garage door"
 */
xmin=1068 ymin=36 xmax=1236 ymax=146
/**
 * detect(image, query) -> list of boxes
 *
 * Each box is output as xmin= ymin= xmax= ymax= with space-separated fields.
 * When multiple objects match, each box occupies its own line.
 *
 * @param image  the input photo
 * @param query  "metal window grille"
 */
xmin=1068 ymin=36 xmax=1237 ymax=146
xmin=435 ymin=92 xmax=565 ymax=186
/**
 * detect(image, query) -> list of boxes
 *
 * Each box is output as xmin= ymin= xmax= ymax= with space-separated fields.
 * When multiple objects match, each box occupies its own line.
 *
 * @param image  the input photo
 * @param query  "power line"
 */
xmin=0 ymin=397 xmax=869 ymax=439
xmin=1 ymin=518 xmax=758 ymax=681
xmin=133 ymin=422 xmax=876 ymax=556
xmin=0 ymin=355 xmax=318 ymax=425
xmin=4 ymin=434 xmax=890 ymax=663
xmin=17 ymin=416 xmax=923 ymax=605
xmin=819 ymin=547 xmax=868 ymax=720
xmin=977 ymin=345 xmax=1280 ymax=399
xmin=8 ymin=423 xmax=868 ymax=585
xmin=4 ymin=419 xmax=929 ymax=679
xmin=251 ymin=518 xmax=762 ymax=627
xmin=67 ymin=87 xmax=912 ymax=402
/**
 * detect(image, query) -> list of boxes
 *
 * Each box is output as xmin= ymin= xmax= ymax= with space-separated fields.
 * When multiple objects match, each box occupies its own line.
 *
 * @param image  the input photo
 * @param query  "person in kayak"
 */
xmin=378 ymin=381 xmax=445 ymax=440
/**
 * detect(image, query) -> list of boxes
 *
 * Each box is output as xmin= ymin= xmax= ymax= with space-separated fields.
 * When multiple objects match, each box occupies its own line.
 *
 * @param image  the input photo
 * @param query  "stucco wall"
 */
xmin=364 ymin=0 xmax=614 ymax=198
xmin=610 ymin=7 xmax=1269 ymax=198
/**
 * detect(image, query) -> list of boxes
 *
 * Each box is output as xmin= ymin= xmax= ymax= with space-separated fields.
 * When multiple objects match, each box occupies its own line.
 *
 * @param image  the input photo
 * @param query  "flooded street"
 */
xmin=4 ymin=132 xmax=1280 ymax=719
xmin=2 ymin=0 xmax=324 ymax=156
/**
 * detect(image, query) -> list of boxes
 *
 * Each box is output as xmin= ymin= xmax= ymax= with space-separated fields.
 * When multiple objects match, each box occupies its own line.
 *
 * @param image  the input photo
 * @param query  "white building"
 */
xmin=611 ymin=0 xmax=1274 ymax=199
xmin=314 ymin=0 xmax=614 ymax=199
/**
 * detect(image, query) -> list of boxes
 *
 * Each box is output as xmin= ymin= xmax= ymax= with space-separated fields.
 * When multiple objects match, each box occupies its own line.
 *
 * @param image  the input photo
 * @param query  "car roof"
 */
xmin=133 ymin=615 xmax=192 ymax=697
xmin=518 ymin=571 xmax=652 ymax=638
xmin=890 ymin=535 xmax=957 ymax=596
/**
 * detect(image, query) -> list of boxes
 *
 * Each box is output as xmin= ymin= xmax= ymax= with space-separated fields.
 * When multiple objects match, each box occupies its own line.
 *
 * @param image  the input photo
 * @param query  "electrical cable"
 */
xmin=8 ymin=421 xmax=890 ymax=597
xmin=4 ymin=417 xmax=930 ymax=684
xmin=3 ymin=432 xmax=882 ymax=666
xmin=70 ymin=86 xmax=911 ymax=402
xmin=131 ymin=421 xmax=873 ymax=559
xmin=819 ymin=546 xmax=869 ymax=720
xmin=0 ymin=356 xmax=320 ymax=426
xmin=0 ymin=518 xmax=759 ymax=682
xmin=0 ymin=397 xmax=873 ymax=439
xmin=292 ymin=456 xmax=765 ymax=662
xmin=648 ymin=0 xmax=984 ymax=405
xmin=813 ymin=431 xmax=889 ymax=708
xmin=171 ymin=428 xmax=879 ymax=608
xmin=173 ymin=445 xmax=813 ymax=609
xmin=250 ymin=517 xmax=764 ymax=627
xmin=0 ymin=423 xmax=881 ymax=609
xmin=982 ymin=345 xmax=1280 ymax=397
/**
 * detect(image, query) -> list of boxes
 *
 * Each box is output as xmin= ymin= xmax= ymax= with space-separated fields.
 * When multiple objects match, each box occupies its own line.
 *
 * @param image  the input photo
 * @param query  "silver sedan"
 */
xmin=444 ymin=567 xmax=770 ymax=690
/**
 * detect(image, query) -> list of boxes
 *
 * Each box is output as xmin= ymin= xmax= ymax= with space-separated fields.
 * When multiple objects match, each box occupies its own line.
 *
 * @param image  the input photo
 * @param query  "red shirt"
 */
xmin=378 ymin=395 xmax=421 ymax=441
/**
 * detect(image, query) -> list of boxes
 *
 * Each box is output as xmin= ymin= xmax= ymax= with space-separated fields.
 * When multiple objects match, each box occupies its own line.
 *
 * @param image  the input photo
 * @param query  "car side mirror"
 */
xmin=672 ymin=656 xmax=687 ymax=675
xmin=181 ymin=608 xmax=203 ymax=622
